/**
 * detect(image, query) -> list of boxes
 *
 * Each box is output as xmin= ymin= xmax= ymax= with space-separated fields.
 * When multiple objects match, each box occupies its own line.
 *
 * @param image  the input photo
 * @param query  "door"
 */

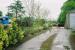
xmin=70 ymin=13 xmax=75 ymax=29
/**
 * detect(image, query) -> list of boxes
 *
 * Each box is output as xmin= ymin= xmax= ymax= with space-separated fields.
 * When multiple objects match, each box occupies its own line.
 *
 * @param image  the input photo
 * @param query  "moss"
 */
xmin=40 ymin=34 xmax=57 ymax=50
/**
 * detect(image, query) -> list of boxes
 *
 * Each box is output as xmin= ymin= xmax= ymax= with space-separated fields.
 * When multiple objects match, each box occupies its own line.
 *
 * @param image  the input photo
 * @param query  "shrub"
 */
xmin=58 ymin=1 xmax=75 ymax=26
xmin=16 ymin=17 xmax=33 ymax=28
xmin=0 ymin=22 xmax=24 ymax=49
xmin=33 ymin=19 xmax=46 ymax=27
xmin=0 ymin=11 xmax=2 ymax=17
xmin=0 ymin=24 xmax=9 ymax=50
xmin=8 ymin=22 xmax=24 ymax=45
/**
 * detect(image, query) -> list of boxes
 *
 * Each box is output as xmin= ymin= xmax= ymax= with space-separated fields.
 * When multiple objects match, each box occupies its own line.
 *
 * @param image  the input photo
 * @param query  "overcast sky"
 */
xmin=0 ymin=0 xmax=67 ymax=20
xmin=38 ymin=0 xmax=67 ymax=20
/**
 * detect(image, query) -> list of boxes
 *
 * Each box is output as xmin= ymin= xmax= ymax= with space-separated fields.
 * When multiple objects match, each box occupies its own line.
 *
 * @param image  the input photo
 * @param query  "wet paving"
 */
xmin=15 ymin=27 xmax=58 ymax=50
xmin=51 ymin=27 xmax=72 ymax=50
xmin=7 ymin=27 xmax=72 ymax=50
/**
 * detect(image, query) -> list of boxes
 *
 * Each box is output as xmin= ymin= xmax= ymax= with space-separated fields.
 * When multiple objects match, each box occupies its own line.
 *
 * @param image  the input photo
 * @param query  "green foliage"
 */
xmin=22 ymin=19 xmax=46 ymax=36
xmin=0 ymin=41 xmax=3 ymax=50
xmin=0 ymin=0 xmax=53 ymax=50
xmin=0 ymin=11 xmax=2 ymax=17
xmin=17 ymin=17 xmax=34 ymax=28
xmin=33 ymin=19 xmax=46 ymax=27
xmin=62 ymin=1 xmax=75 ymax=11
xmin=58 ymin=11 xmax=68 ymax=26
xmin=0 ymin=17 xmax=52 ymax=50
xmin=58 ymin=0 xmax=75 ymax=26
xmin=22 ymin=17 xmax=33 ymax=27
xmin=6 ymin=12 xmax=13 ymax=19
xmin=8 ymin=22 xmax=24 ymax=45
xmin=0 ymin=25 xmax=9 ymax=50
xmin=0 ymin=22 xmax=24 ymax=49
xmin=8 ymin=0 xmax=25 ymax=18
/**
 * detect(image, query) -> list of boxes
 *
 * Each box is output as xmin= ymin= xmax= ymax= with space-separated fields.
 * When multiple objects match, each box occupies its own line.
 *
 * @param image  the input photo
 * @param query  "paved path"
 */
xmin=51 ymin=27 xmax=72 ymax=50
xmin=15 ymin=27 xmax=58 ymax=50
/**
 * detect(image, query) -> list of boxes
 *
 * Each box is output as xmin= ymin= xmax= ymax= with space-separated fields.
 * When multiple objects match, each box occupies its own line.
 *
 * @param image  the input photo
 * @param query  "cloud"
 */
xmin=0 ymin=0 xmax=14 ymax=15
xmin=0 ymin=0 xmax=66 ymax=20
xmin=37 ymin=0 xmax=67 ymax=20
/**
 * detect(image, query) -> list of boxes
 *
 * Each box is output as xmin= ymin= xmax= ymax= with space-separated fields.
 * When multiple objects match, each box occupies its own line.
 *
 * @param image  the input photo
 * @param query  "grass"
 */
xmin=40 ymin=34 xmax=57 ymax=50
xmin=70 ymin=31 xmax=75 ymax=50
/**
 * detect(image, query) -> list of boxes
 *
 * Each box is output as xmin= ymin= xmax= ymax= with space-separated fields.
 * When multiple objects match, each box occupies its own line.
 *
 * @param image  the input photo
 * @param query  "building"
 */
xmin=65 ymin=10 xmax=75 ymax=30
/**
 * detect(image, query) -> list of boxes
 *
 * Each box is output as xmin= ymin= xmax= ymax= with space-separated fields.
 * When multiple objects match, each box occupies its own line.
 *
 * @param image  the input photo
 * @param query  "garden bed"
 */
xmin=6 ymin=27 xmax=51 ymax=50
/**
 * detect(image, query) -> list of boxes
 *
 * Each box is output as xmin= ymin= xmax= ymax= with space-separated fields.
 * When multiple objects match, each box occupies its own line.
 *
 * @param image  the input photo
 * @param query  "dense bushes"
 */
xmin=0 ymin=25 xmax=9 ymax=50
xmin=16 ymin=17 xmax=52 ymax=38
xmin=24 ymin=27 xmax=44 ymax=37
xmin=58 ymin=11 xmax=67 ymax=26
xmin=0 ymin=11 xmax=2 ymax=17
xmin=0 ymin=22 xmax=24 ymax=50
xmin=58 ymin=0 xmax=75 ymax=26
xmin=16 ymin=17 xmax=34 ymax=28
xmin=0 ymin=0 xmax=52 ymax=50
xmin=0 ymin=16 xmax=52 ymax=50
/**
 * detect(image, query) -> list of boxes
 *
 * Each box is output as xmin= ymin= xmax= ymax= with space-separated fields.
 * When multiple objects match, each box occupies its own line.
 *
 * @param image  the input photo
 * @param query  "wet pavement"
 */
xmin=51 ymin=27 xmax=72 ymax=50
xmin=15 ymin=27 xmax=58 ymax=50
xmin=10 ymin=27 xmax=72 ymax=50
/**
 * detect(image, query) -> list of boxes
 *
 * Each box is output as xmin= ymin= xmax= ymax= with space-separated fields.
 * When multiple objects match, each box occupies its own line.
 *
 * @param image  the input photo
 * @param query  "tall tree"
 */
xmin=8 ymin=0 xmax=25 ymax=18
xmin=0 ymin=11 xmax=2 ymax=17
xmin=24 ymin=0 xmax=49 ymax=18
xmin=6 ymin=12 xmax=13 ymax=19
xmin=58 ymin=0 xmax=75 ymax=26
xmin=24 ymin=0 xmax=35 ymax=17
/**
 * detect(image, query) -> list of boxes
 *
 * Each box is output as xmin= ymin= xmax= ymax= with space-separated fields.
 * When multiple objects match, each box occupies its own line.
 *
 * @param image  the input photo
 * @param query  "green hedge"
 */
xmin=0 ymin=18 xmax=52 ymax=50
xmin=58 ymin=0 xmax=75 ymax=26
xmin=0 ymin=22 xmax=24 ymax=50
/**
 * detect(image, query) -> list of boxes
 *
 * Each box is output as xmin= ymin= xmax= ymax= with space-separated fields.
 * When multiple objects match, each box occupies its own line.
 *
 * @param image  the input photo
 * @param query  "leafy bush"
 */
xmin=0 ymin=24 xmax=9 ymax=50
xmin=43 ymin=24 xmax=49 ymax=30
xmin=24 ymin=26 xmax=44 ymax=37
xmin=0 ymin=41 xmax=3 ymax=50
xmin=0 ymin=16 xmax=52 ymax=50
xmin=6 ymin=12 xmax=13 ymax=19
xmin=58 ymin=0 xmax=75 ymax=26
xmin=23 ymin=19 xmax=50 ymax=37
xmin=0 ymin=11 xmax=2 ymax=17
xmin=16 ymin=17 xmax=34 ymax=28
xmin=33 ymin=19 xmax=46 ymax=27
xmin=0 ymin=22 xmax=24 ymax=50
xmin=58 ymin=11 xmax=67 ymax=26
